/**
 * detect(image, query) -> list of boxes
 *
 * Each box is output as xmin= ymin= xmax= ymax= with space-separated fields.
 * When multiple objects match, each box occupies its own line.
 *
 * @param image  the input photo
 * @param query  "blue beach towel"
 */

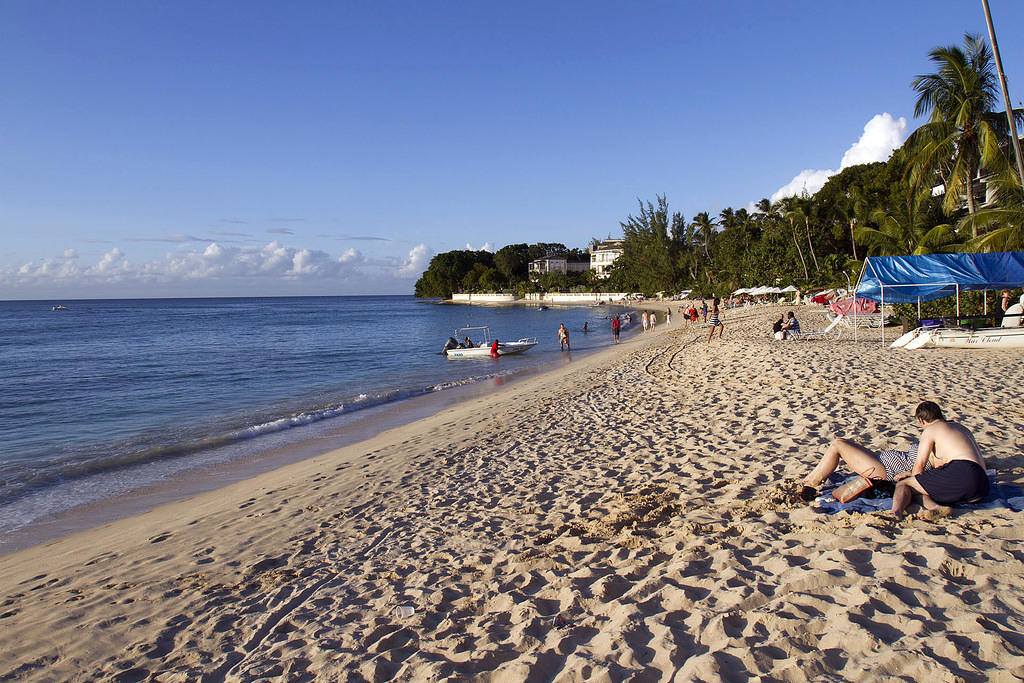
xmin=813 ymin=470 xmax=1023 ymax=515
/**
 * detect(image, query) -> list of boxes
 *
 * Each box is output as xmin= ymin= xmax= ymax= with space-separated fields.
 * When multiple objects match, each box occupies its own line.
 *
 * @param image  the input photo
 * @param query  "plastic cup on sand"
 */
xmin=394 ymin=605 xmax=415 ymax=618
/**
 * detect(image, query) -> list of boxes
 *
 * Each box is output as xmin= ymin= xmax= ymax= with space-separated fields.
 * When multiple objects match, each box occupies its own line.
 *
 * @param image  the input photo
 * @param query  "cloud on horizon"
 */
xmin=769 ymin=113 xmax=908 ymax=203
xmin=2 ymin=240 xmax=432 ymax=296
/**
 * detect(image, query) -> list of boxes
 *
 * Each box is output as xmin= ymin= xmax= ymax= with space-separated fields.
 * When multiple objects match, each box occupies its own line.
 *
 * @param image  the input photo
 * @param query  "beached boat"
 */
xmin=441 ymin=326 xmax=538 ymax=358
xmin=930 ymin=326 xmax=1024 ymax=348
xmin=894 ymin=325 xmax=1024 ymax=349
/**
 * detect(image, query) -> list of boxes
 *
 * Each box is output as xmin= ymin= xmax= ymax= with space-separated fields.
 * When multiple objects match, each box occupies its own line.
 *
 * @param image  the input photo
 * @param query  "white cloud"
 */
xmin=0 ymin=239 xmax=433 ymax=296
xmin=839 ymin=113 xmax=908 ymax=169
xmin=93 ymin=248 xmax=128 ymax=273
xmin=339 ymin=248 xmax=362 ymax=263
xmin=465 ymin=242 xmax=494 ymax=252
xmin=769 ymin=113 xmax=908 ymax=203
xmin=398 ymin=243 xmax=432 ymax=278
xmin=769 ymin=169 xmax=836 ymax=203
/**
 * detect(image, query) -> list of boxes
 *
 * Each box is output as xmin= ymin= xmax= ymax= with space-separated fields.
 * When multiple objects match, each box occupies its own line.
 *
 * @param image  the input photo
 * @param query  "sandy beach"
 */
xmin=2 ymin=305 xmax=1023 ymax=681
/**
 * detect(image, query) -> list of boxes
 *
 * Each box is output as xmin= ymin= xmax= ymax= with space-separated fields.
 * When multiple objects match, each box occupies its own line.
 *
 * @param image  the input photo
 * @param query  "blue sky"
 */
xmin=2 ymin=1 xmax=1022 ymax=298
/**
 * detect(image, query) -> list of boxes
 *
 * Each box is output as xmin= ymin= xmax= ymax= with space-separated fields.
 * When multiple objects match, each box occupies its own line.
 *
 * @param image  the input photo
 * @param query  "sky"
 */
xmin=2 ymin=1 xmax=1023 ymax=299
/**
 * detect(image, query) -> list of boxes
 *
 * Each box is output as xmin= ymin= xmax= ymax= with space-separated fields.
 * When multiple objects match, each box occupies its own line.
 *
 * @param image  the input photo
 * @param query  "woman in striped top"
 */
xmin=706 ymin=297 xmax=724 ymax=343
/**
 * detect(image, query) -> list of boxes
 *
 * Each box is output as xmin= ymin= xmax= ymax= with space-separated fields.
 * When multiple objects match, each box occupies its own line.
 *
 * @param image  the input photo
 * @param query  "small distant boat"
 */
xmin=51 ymin=304 xmax=69 ymax=311
xmin=538 ymin=305 xmax=549 ymax=311
xmin=441 ymin=326 xmax=538 ymax=358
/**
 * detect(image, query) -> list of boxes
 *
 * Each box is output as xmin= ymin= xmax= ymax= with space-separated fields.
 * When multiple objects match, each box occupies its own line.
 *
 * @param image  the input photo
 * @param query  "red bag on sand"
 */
xmin=833 ymin=466 xmax=880 ymax=503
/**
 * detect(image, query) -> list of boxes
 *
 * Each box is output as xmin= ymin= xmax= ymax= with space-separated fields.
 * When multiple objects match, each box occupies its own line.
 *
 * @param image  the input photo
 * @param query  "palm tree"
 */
xmin=856 ymin=187 xmax=963 ymax=256
xmin=788 ymin=194 xmax=821 ymax=272
xmin=691 ymin=212 xmax=716 ymax=262
xmin=960 ymin=170 xmax=1024 ymax=250
xmin=779 ymin=198 xmax=810 ymax=279
xmin=905 ymin=33 xmax=1023 ymax=234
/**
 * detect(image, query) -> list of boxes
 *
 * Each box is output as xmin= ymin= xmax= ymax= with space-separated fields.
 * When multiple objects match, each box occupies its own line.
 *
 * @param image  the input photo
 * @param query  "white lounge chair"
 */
xmin=788 ymin=314 xmax=845 ymax=341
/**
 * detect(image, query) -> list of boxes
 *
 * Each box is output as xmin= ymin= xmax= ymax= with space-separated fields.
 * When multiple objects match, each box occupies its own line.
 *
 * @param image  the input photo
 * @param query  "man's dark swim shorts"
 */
xmin=916 ymin=460 xmax=990 ymax=505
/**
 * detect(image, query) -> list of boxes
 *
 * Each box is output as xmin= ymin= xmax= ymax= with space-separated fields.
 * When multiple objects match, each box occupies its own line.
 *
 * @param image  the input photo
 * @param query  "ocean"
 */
xmin=0 ymin=296 xmax=636 ymax=546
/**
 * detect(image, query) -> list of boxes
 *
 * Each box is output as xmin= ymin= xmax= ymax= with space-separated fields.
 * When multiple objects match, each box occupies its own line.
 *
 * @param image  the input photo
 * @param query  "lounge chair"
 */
xmin=788 ymin=314 xmax=845 ymax=341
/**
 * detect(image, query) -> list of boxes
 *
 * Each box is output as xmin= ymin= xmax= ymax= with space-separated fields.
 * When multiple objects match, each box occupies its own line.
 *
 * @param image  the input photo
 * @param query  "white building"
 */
xmin=528 ymin=256 xmax=590 ymax=279
xmin=590 ymin=239 xmax=625 ymax=279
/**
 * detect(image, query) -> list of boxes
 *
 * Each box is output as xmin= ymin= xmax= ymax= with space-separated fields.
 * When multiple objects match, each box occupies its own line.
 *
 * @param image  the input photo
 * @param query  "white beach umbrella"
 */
xmin=781 ymin=285 xmax=799 ymax=292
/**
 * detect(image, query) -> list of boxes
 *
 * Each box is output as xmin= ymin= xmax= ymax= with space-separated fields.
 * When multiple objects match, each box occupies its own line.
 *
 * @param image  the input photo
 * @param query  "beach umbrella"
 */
xmin=781 ymin=285 xmax=799 ymax=292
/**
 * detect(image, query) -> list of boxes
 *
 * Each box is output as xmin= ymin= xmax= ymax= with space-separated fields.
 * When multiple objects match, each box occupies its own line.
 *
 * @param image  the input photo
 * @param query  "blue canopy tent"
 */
xmin=853 ymin=251 xmax=1024 ymax=343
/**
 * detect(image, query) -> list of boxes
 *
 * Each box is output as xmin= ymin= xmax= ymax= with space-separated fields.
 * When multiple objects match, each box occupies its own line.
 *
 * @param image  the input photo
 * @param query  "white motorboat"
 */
xmin=442 ymin=326 xmax=538 ymax=358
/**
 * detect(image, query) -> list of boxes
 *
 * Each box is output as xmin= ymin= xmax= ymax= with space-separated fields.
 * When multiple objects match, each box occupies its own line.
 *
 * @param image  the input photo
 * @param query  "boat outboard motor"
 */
xmin=442 ymin=337 xmax=459 ymax=354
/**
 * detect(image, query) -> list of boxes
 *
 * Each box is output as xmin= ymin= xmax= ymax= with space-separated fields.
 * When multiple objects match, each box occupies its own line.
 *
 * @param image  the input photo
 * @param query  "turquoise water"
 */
xmin=0 ymin=296 xmax=634 ymax=539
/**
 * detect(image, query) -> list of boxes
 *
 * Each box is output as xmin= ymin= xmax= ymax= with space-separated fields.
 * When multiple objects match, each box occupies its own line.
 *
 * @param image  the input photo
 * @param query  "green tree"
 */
xmin=814 ymin=160 xmax=907 ymax=261
xmin=905 ymin=33 xmax=1023 ymax=232
xmin=492 ymin=243 xmax=530 ymax=284
xmin=856 ymin=187 xmax=962 ymax=256
xmin=961 ymin=170 xmax=1024 ymax=250
xmin=777 ymin=198 xmax=810 ymax=280
xmin=613 ymin=195 xmax=686 ymax=294
xmin=413 ymin=249 xmax=493 ymax=298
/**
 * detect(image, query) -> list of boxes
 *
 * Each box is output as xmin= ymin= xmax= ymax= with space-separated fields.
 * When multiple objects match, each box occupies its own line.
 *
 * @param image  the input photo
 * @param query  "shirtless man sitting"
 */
xmin=892 ymin=401 xmax=989 ymax=520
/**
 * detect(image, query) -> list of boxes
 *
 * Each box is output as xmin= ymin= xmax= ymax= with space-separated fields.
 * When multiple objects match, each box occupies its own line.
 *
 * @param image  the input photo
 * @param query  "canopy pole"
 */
xmin=880 ymin=285 xmax=885 ymax=347
xmin=917 ymin=296 xmax=921 ymax=320
xmin=956 ymin=285 xmax=961 ymax=320
xmin=853 ymin=259 xmax=872 ymax=343
xmin=984 ymin=290 xmax=988 ymax=315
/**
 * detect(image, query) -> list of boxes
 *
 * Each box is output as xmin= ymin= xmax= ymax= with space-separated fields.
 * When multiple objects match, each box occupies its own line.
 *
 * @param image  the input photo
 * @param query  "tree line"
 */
xmin=416 ymin=33 xmax=1024 ymax=300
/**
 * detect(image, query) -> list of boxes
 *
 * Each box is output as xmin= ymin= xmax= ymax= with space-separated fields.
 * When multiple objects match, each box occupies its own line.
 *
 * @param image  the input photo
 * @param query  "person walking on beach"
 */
xmin=665 ymin=307 xmax=671 ymax=326
xmin=648 ymin=311 xmax=656 ymax=332
xmin=641 ymin=311 xmax=649 ymax=332
xmin=891 ymin=401 xmax=989 ymax=520
xmin=705 ymin=298 xmax=723 ymax=342
xmin=701 ymin=299 xmax=709 ymax=323
xmin=611 ymin=314 xmax=621 ymax=344
xmin=558 ymin=323 xmax=570 ymax=351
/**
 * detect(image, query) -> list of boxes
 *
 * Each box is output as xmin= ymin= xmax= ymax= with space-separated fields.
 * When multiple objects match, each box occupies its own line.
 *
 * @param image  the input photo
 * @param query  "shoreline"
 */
xmin=0 ymin=322 xmax=639 ymax=555
xmin=3 ymin=307 xmax=1022 ymax=680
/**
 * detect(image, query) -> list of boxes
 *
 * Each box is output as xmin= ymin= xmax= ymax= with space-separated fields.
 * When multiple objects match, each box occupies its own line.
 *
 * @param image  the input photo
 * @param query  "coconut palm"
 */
xmin=905 ymin=33 xmax=1024 ymax=234
xmin=961 ymin=170 xmax=1024 ymax=250
xmin=856 ymin=187 xmax=963 ymax=256
xmin=691 ymin=212 xmax=716 ymax=262
xmin=778 ymin=198 xmax=810 ymax=279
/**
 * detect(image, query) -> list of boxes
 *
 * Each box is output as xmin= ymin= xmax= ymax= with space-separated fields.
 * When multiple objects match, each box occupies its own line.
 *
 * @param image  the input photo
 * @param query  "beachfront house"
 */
xmin=528 ymin=256 xmax=590 ymax=279
xmin=590 ymin=239 xmax=625 ymax=279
